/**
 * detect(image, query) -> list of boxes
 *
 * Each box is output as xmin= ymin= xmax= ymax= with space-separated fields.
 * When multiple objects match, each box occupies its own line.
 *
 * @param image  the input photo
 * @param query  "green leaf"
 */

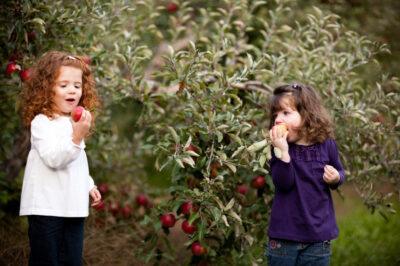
xmin=224 ymin=198 xmax=235 ymax=211
xmin=168 ymin=126 xmax=180 ymax=144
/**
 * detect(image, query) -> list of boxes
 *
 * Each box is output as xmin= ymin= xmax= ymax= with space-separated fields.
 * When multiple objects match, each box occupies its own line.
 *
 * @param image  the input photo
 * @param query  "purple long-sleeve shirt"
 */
xmin=268 ymin=138 xmax=345 ymax=242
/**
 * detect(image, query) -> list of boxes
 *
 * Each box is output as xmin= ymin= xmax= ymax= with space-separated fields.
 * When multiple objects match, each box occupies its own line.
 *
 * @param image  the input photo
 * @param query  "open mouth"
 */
xmin=66 ymin=98 xmax=75 ymax=102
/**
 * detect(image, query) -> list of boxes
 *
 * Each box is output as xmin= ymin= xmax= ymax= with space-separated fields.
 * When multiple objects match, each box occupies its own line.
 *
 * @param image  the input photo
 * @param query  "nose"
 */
xmin=67 ymin=86 xmax=76 ymax=94
xmin=274 ymin=113 xmax=285 ymax=125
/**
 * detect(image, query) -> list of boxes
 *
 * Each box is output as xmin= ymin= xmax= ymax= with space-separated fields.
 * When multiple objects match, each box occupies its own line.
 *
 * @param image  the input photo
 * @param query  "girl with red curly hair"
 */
xmin=266 ymin=83 xmax=345 ymax=266
xmin=19 ymin=51 xmax=101 ymax=266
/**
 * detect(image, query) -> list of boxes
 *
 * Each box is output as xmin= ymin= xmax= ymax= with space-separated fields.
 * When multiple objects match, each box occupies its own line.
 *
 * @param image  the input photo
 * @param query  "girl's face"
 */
xmin=273 ymin=97 xmax=303 ymax=143
xmin=53 ymin=66 xmax=83 ymax=115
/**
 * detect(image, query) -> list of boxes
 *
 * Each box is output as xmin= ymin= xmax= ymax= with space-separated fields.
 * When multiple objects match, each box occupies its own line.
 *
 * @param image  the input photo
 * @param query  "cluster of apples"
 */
xmin=5 ymin=60 xmax=31 ymax=82
xmin=235 ymin=175 xmax=266 ymax=195
xmin=160 ymin=201 xmax=207 ymax=256
xmin=93 ymin=182 xmax=152 ymax=219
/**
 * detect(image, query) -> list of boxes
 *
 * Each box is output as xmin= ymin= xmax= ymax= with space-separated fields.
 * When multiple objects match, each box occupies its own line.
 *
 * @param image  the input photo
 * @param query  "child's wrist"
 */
xmin=72 ymin=135 xmax=83 ymax=145
xmin=280 ymin=151 xmax=290 ymax=162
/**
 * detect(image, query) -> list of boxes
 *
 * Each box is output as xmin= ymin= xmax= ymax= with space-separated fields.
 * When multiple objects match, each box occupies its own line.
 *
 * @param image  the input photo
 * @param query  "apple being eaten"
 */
xmin=273 ymin=123 xmax=288 ymax=158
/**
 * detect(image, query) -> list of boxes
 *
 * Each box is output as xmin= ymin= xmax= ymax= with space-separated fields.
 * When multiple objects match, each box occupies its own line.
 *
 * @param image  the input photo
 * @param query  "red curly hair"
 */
xmin=269 ymin=83 xmax=334 ymax=144
xmin=19 ymin=51 xmax=100 ymax=128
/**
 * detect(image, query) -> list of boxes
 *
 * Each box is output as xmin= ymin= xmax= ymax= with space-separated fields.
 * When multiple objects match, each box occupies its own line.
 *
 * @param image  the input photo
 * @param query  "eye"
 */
xmin=283 ymin=111 xmax=290 ymax=115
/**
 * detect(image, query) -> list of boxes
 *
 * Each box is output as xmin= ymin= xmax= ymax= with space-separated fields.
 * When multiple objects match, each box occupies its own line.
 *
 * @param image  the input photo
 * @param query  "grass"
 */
xmin=331 ymin=189 xmax=400 ymax=266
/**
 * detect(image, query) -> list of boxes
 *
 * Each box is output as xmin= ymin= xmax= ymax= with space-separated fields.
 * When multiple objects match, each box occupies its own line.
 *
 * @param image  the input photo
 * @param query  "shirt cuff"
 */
xmin=329 ymin=172 xmax=344 ymax=190
xmin=88 ymin=176 xmax=96 ymax=191
xmin=71 ymin=138 xmax=86 ymax=149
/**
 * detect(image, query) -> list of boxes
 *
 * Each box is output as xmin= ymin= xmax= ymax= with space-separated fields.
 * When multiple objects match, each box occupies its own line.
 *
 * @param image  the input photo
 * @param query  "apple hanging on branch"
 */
xmin=181 ymin=220 xmax=197 ymax=234
xmin=160 ymin=213 xmax=176 ymax=228
xmin=191 ymin=242 xmax=207 ymax=256
xmin=19 ymin=68 xmax=31 ymax=82
xmin=5 ymin=62 xmax=21 ymax=76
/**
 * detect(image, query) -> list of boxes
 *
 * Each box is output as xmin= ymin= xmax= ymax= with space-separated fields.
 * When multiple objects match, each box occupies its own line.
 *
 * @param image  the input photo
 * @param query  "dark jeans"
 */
xmin=28 ymin=215 xmax=85 ymax=266
xmin=266 ymin=238 xmax=331 ymax=266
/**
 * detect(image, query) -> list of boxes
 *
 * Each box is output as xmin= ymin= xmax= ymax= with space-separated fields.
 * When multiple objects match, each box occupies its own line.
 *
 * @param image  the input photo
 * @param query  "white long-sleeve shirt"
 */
xmin=20 ymin=114 xmax=95 ymax=217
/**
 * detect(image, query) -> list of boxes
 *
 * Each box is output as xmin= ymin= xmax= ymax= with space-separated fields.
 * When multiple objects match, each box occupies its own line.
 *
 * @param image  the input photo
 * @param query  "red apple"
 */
xmin=160 ymin=213 xmax=176 ymax=228
xmin=93 ymin=200 xmax=105 ymax=211
xmin=180 ymin=201 xmax=195 ymax=216
xmin=191 ymin=242 xmax=206 ymax=256
xmin=108 ymin=201 xmax=120 ymax=216
xmin=181 ymin=220 xmax=197 ymax=234
xmin=251 ymin=175 xmax=266 ymax=189
xmin=236 ymin=184 xmax=248 ymax=195
xmin=121 ymin=204 xmax=133 ymax=218
xmin=27 ymin=31 xmax=37 ymax=42
xmin=71 ymin=106 xmax=84 ymax=122
xmin=19 ymin=68 xmax=31 ymax=82
xmin=166 ymin=2 xmax=179 ymax=13
xmin=5 ymin=62 xmax=21 ymax=75
xmin=186 ymin=144 xmax=198 ymax=153
xmin=210 ymin=161 xmax=221 ymax=178
xmin=98 ymin=183 xmax=109 ymax=194
xmin=135 ymin=194 xmax=149 ymax=207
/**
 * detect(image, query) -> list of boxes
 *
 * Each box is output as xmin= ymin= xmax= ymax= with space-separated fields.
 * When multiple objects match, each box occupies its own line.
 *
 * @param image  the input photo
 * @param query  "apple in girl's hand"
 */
xmin=274 ymin=123 xmax=288 ymax=136
xmin=93 ymin=200 xmax=105 ymax=211
xmin=71 ymin=106 xmax=85 ymax=122
xmin=98 ymin=183 xmax=109 ymax=194
xmin=273 ymin=123 xmax=288 ymax=158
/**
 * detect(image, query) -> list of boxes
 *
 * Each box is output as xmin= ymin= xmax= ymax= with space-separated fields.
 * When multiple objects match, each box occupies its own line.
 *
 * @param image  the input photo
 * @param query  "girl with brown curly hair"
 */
xmin=19 ymin=51 xmax=101 ymax=266
xmin=266 ymin=83 xmax=345 ymax=266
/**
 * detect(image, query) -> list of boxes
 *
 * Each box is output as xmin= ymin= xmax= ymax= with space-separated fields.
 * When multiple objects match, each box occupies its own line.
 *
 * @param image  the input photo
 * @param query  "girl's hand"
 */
xmin=269 ymin=125 xmax=290 ymax=162
xmin=72 ymin=110 xmax=92 ymax=145
xmin=269 ymin=125 xmax=289 ymax=153
xmin=323 ymin=165 xmax=340 ymax=185
xmin=90 ymin=187 xmax=102 ymax=206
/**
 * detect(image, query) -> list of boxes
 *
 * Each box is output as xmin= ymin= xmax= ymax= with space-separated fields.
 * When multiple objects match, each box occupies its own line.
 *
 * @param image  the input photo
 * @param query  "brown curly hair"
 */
xmin=269 ymin=83 xmax=334 ymax=144
xmin=19 ymin=51 xmax=100 ymax=128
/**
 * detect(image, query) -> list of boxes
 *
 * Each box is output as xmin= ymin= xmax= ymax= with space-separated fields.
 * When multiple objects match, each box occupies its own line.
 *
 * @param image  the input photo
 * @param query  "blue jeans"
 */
xmin=266 ymin=238 xmax=331 ymax=266
xmin=28 ymin=215 xmax=85 ymax=266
